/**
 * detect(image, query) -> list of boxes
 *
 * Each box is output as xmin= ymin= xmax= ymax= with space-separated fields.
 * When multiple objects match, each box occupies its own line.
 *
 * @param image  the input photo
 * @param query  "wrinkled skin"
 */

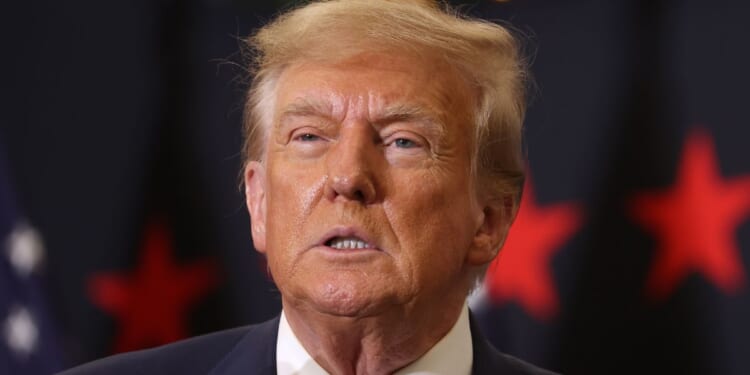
xmin=245 ymin=52 xmax=507 ymax=374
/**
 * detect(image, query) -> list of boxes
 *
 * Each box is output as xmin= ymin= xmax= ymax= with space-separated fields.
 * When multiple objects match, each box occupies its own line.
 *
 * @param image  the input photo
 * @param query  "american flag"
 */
xmin=0 ymin=142 xmax=62 ymax=374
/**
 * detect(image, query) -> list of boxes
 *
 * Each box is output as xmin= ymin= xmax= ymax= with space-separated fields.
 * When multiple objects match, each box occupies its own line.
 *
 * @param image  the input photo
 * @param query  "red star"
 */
xmin=88 ymin=218 xmax=220 ymax=353
xmin=630 ymin=128 xmax=750 ymax=300
xmin=485 ymin=177 xmax=583 ymax=321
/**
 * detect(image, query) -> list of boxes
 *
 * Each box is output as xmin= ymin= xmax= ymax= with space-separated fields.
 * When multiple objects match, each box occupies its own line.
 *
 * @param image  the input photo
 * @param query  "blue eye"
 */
xmin=394 ymin=138 xmax=417 ymax=148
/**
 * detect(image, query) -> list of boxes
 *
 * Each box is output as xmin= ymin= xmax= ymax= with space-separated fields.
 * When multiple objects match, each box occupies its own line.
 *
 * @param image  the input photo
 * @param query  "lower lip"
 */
xmin=311 ymin=245 xmax=382 ymax=259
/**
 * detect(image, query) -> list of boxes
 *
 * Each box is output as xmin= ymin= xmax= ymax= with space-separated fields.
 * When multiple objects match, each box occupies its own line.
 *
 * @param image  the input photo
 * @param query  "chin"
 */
xmin=296 ymin=276 xmax=396 ymax=318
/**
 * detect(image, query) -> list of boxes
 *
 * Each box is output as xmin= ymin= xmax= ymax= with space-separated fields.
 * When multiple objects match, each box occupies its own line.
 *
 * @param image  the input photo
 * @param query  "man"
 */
xmin=61 ymin=1 xmax=556 ymax=374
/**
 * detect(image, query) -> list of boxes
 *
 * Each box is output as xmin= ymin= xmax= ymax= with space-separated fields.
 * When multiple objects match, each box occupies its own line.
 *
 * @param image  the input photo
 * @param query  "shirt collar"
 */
xmin=276 ymin=306 xmax=473 ymax=375
xmin=276 ymin=311 xmax=328 ymax=375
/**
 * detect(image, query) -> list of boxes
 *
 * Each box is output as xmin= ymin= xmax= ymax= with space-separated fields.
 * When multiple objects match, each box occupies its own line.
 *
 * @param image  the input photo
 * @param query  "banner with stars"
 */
xmin=2 ymin=1 xmax=749 ymax=374
xmin=468 ymin=1 xmax=750 ymax=374
xmin=1 ymin=0 xmax=281 ymax=368
xmin=0 ymin=143 xmax=62 ymax=374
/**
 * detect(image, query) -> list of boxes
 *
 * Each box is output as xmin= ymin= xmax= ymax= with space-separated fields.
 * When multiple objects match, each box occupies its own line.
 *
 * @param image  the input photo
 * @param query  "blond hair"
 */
xmin=243 ymin=0 xmax=527 ymax=201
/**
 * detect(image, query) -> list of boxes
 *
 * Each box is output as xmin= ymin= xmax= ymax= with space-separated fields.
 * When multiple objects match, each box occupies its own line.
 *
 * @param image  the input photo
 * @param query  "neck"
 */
xmin=282 ymin=294 xmax=467 ymax=375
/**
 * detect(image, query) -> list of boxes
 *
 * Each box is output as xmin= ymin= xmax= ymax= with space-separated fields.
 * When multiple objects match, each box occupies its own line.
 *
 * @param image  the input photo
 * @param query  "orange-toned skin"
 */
xmin=245 ymin=53 xmax=507 ymax=375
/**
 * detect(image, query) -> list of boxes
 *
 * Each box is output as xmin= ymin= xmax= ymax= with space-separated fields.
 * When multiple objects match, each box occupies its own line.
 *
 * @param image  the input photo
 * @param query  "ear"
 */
xmin=466 ymin=195 xmax=517 ymax=266
xmin=245 ymin=161 xmax=268 ymax=254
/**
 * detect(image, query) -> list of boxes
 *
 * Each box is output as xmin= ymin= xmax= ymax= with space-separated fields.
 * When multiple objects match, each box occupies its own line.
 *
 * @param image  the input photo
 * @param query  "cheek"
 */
xmin=265 ymin=163 xmax=327 ymax=261
xmin=384 ymin=171 xmax=477 ymax=274
xmin=268 ymin=159 xmax=327 ymax=217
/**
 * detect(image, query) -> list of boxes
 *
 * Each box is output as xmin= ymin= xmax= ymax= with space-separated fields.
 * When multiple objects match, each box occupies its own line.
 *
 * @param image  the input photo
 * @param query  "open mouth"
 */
xmin=324 ymin=236 xmax=375 ymax=250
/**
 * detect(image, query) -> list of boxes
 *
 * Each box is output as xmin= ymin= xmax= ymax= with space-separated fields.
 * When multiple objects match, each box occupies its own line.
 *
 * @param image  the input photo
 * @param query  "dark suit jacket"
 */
xmin=59 ymin=315 xmax=558 ymax=375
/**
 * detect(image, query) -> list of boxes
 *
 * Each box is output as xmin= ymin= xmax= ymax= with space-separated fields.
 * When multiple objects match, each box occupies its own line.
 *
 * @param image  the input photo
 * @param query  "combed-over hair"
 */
xmin=242 ymin=0 xmax=529 ymax=285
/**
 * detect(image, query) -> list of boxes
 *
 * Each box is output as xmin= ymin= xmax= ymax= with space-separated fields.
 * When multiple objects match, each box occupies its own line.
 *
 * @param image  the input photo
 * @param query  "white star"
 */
xmin=5 ymin=222 xmax=45 ymax=277
xmin=3 ymin=305 xmax=39 ymax=357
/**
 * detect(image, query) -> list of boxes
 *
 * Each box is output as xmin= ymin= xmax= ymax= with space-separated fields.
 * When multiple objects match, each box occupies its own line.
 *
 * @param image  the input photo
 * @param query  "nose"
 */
xmin=324 ymin=124 xmax=379 ymax=204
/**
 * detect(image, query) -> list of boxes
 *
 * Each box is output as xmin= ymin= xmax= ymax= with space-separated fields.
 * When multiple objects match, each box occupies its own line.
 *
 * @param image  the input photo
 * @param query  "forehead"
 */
xmin=272 ymin=52 xmax=475 ymax=128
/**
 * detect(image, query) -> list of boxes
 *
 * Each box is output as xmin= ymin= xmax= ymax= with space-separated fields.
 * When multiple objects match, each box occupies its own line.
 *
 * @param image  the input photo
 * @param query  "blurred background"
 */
xmin=1 ymin=0 xmax=749 ymax=374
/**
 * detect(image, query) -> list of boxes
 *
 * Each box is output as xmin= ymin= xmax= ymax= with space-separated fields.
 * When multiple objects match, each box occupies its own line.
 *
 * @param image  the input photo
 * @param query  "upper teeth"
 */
xmin=329 ymin=237 xmax=371 ymax=249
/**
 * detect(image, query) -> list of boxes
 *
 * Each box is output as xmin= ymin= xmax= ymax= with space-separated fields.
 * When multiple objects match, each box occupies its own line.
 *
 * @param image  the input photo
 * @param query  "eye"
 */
xmin=393 ymin=138 xmax=418 ymax=149
xmin=294 ymin=133 xmax=321 ymax=142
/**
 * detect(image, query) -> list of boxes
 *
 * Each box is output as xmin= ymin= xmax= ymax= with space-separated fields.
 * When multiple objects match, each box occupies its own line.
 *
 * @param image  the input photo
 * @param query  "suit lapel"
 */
xmin=469 ymin=312 xmax=514 ymax=375
xmin=209 ymin=316 xmax=280 ymax=375
xmin=206 ymin=313 xmax=520 ymax=375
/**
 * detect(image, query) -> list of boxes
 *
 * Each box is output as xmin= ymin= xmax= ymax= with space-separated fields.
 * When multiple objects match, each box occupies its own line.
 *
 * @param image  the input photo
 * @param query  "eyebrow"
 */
xmin=279 ymin=98 xmax=334 ymax=120
xmin=277 ymin=97 xmax=446 ymax=138
xmin=371 ymin=103 xmax=446 ymax=142
xmin=275 ymin=98 xmax=335 ymax=136
xmin=373 ymin=103 xmax=441 ymax=127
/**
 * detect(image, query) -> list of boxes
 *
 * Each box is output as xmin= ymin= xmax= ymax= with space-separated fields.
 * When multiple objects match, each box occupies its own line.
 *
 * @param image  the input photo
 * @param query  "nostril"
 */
xmin=353 ymin=190 xmax=365 ymax=201
xmin=326 ymin=166 xmax=376 ymax=203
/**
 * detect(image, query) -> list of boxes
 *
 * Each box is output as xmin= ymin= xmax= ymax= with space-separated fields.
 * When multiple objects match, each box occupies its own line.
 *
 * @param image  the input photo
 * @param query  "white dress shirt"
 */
xmin=276 ymin=306 xmax=473 ymax=375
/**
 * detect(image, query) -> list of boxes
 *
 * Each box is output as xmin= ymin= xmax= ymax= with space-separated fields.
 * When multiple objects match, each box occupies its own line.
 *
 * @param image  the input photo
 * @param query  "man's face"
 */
xmin=246 ymin=52 xmax=500 ymax=317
